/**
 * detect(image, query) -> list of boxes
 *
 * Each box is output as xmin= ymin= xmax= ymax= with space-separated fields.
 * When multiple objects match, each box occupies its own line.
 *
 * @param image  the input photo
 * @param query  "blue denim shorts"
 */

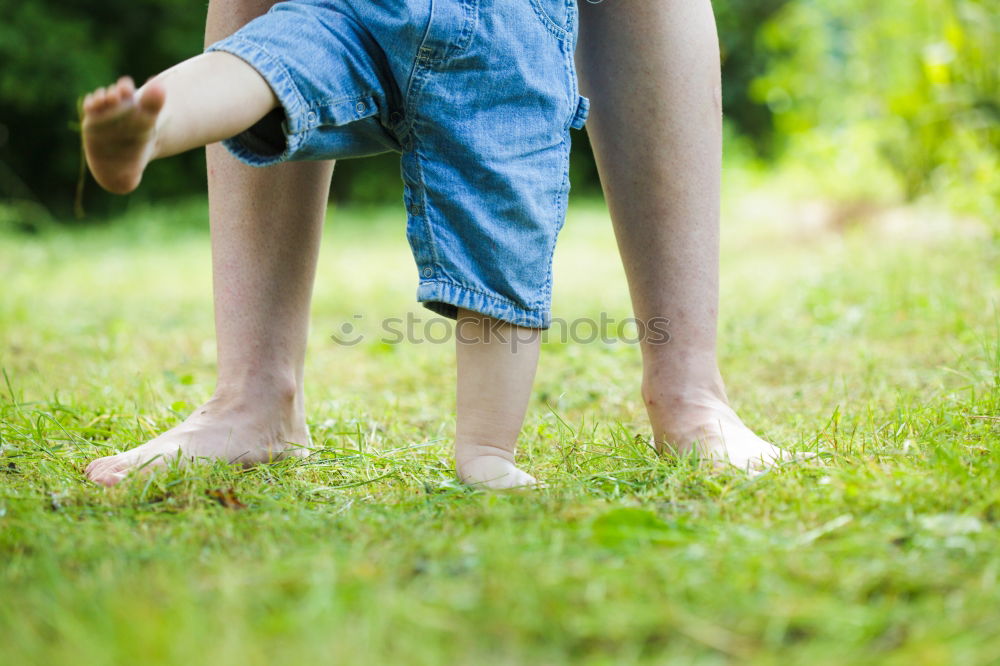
xmin=206 ymin=0 xmax=588 ymax=328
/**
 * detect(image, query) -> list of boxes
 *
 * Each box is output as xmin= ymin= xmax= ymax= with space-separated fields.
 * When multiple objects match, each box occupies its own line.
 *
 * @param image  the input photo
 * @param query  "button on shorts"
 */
xmin=206 ymin=0 xmax=589 ymax=328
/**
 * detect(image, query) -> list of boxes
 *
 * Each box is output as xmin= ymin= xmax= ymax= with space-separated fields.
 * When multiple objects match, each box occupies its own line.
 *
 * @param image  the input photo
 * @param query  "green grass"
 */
xmin=1 ymin=180 xmax=999 ymax=665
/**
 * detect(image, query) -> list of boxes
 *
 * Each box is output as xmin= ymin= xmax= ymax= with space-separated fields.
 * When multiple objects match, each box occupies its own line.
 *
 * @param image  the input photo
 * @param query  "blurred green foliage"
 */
xmin=0 ymin=2 xmax=206 ymax=221
xmin=752 ymin=0 xmax=999 ymax=217
xmin=0 ymin=0 xmax=995 ymax=222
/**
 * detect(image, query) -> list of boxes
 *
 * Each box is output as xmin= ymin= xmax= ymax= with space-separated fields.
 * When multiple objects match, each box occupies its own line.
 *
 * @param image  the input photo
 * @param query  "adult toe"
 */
xmin=85 ymin=455 xmax=123 ymax=482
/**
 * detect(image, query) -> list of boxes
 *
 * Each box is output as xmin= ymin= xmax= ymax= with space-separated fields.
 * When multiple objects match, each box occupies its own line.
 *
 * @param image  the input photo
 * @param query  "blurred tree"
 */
xmin=2 ymin=0 xmax=993 ymax=222
xmin=714 ymin=0 xmax=795 ymax=155
xmin=0 ymin=0 xmax=797 ymax=220
xmin=751 ymin=0 xmax=998 ymax=215
xmin=0 ymin=1 xmax=205 ymax=221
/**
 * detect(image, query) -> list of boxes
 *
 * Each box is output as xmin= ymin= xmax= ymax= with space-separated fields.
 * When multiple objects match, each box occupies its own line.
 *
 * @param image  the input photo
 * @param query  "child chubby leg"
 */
xmin=82 ymin=52 xmax=278 ymax=194
xmin=454 ymin=309 xmax=541 ymax=489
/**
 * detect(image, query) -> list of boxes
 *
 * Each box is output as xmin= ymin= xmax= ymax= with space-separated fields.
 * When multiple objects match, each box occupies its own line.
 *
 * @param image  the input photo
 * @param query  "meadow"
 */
xmin=1 ymin=175 xmax=999 ymax=664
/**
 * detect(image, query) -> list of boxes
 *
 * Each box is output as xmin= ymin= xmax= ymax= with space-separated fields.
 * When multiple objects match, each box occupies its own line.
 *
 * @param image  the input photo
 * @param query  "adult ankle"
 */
xmin=640 ymin=370 xmax=737 ymax=449
xmin=641 ymin=368 xmax=728 ymax=409
xmin=213 ymin=372 xmax=301 ymax=413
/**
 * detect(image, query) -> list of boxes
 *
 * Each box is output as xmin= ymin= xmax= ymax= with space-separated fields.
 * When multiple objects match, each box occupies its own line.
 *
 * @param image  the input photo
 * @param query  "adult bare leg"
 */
xmin=577 ymin=0 xmax=788 ymax=471
xmin=86 ymin=0 xmax=333 ymax=485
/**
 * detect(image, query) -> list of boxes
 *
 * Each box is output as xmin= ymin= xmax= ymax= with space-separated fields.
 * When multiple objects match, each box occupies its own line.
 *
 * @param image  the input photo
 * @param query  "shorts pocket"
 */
xmin=528 ymin=0 xmax=572 ymax=38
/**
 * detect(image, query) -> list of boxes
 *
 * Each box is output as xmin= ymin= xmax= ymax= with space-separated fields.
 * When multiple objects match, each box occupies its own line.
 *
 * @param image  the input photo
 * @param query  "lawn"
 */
xmin=1 ymin=177 xmax=999 ymax=665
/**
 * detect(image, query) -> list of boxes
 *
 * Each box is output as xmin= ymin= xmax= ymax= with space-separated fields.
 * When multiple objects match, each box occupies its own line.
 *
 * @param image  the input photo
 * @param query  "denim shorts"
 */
xmin=206 ymin=0 xmax=588 ymax=328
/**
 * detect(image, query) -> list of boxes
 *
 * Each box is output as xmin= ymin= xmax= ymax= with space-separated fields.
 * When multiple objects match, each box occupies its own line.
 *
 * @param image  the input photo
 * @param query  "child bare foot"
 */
xmin=453 ymin=310 xmax=542 ymax=491
xmin=82 ymin=76 xmax=165 ymax=194
xmin=85 ymin=391 xmax=309 ymax=486
xmin=456 ymin=447 xmax=538 ymax=490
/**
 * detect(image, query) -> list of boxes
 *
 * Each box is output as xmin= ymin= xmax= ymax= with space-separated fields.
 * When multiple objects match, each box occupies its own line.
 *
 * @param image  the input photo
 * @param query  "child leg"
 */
xmin=82 ymin=52 xmax=278 ymax=194
xmin=455 ymin=309 xmax=541 ymax=489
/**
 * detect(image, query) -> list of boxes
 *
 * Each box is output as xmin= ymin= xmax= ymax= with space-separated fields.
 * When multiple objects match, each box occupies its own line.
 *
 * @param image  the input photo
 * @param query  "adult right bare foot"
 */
xmin=81 ymin=76 xmax=166 ymax=194
xmin=85 ymin=391 xmax=310 ymax=487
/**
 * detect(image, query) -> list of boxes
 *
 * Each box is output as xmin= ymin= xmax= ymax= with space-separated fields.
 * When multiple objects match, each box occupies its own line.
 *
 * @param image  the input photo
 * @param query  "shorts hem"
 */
xmin=417 ymin=279 xmax=549 ymax=329
xmin=206 ymin=35 xmax=309 ymax=167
